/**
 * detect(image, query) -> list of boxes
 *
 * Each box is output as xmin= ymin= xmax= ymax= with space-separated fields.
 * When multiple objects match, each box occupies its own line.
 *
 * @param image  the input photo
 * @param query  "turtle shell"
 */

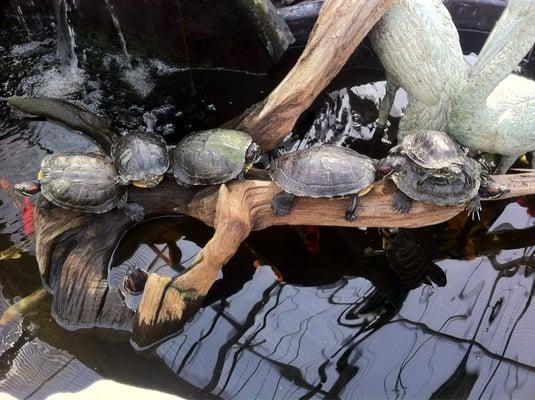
xmin=40 ymin=152 xmax=125 ymax=213
xmin=395 ymin=130 xmax=467 ymax=170
xmin=170 ymin=129 xmax=253 ymax=185
xmin=111 ymin=131 xmax=169 ymax=185
xmin=269 ymin=146 xmax=376 ymax=198
xmin=390 ymin=155 xmax=481 ymax=206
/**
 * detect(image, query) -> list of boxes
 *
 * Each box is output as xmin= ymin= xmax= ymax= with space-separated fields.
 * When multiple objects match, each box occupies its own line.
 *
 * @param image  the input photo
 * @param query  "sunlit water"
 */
xmin=1 ymin=7 xmax=535 ymax=400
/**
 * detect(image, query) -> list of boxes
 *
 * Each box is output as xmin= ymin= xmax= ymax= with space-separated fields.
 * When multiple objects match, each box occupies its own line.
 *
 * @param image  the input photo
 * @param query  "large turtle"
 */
xmin=111 ymin=131 xmax=169 ymax=188
xmin=169 ymin=129 xmax=261 ymax=186
xmin=269 ymin=145 xmax=377 ymax=222
xmin=377 ymin=130 xmax=508 ymax=218
xmin=14 ymin=152 xmax=143 ymax=220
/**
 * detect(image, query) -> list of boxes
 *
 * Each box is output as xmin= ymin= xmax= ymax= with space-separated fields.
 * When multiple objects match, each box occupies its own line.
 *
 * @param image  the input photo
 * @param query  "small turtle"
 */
xmin=269 ymin=146 xmax=377 ymax=222
xmin=15 ymin=152 xmax=143 ymax=221
xmin=123 ymin=266 xmax=148 ymax=295
xmin=377 ymin=131 xmax=508 ymax=217
xmin=111 ymin=131 xmax=170 ymax=188
xmin=169 ymin=129 xmax=261 ymax=186
xmin=390 ymin=130 xmax=467 ymax=171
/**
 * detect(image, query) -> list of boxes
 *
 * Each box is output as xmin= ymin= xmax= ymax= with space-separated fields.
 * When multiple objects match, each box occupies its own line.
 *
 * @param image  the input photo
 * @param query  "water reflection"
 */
xmin=102 ymin=208 xmax=535 ymax=399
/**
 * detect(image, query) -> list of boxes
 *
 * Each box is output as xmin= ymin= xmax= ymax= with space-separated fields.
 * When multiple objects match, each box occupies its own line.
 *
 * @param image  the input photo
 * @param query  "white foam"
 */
xmin=122 ymin=63 xmax=156 ymax=98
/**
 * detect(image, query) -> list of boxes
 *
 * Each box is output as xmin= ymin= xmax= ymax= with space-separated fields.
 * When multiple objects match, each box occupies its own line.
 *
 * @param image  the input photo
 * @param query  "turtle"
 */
xmin=123 ymin=266 xmax=148 ymax=295
xmin=390 ymin=130 xmax=467 ymax=171
xmin=268 ymin=145 xmax=378 ymax=222
xmin=111 ymin=131 xmax=170 ymax=188
xmin=14 ymin=152 xmax=144 ymax=221
xmin=377 ymin=130 xmax=509 ymax=218
xmin=169 ymin=129 xmax=261 ymax=186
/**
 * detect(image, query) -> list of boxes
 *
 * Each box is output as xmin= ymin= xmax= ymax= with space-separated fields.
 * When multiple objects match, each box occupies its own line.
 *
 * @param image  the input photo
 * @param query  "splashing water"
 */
xmin=103 ymin=0 xmax=133 ymax=69
xmin=53 ymin=0 xmax=78 ymax=75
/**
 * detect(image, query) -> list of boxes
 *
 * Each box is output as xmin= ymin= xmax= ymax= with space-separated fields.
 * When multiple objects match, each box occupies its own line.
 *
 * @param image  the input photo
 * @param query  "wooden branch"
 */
xmin=126 ymin=172 xmax=532 ymax=348
xmin=236 ymin=0 xmax=295 ymax=61
xmin=228 ymin=0 xmax=393 ymax=151
xmin=33 ymin=171 xmax=535 ymax=347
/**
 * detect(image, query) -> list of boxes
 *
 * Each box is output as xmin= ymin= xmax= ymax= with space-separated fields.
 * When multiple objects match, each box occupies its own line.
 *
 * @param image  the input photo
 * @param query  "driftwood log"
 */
xmin=227 ymin=0 xmax=394 ymax=150
xmin=34 ymin=172 xmax=535 ymax=348
xmin=29 ymin=0 xmax=535 ymax=349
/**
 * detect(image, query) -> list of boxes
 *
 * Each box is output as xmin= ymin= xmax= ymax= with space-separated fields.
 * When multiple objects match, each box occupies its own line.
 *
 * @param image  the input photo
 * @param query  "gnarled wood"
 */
xmin=129 ymin=173 xmax=535 ymax=347
xmin=227 ymin=0 xmax=393 ymax=151
xmin=35 ymin=173 xmax=535 ymax=346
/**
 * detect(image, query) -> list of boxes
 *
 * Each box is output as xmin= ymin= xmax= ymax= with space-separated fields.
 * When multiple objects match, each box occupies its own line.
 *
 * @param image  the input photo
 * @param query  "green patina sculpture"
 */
xmin=371 ymin=0 xmax=535 ymax=173
xmin=370 ymin=0 xmax=465 ymax=138
xmin=448 ymin=0 xmax=535 ymax=173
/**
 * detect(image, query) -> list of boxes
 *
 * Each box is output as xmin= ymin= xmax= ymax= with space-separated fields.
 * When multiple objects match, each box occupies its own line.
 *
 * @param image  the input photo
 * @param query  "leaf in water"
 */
xmin=0 ymin=245 xmax=23 ymax=261
xmin=0 ymin=177 xmax=23 ymax=210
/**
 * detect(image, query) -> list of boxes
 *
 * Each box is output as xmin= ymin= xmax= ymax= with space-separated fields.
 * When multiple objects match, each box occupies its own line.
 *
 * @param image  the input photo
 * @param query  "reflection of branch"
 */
xmin=379 ymin=318 xmax=535 ymax=373
xmin=488 ymin=250 xmax=535 ymax=274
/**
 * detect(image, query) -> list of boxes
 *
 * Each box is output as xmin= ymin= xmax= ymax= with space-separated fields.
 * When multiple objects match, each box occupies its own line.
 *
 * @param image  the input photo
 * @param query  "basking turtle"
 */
xmin=169 ymin=129 xmax=261 ymax=186
xmin=111 ymin=131 xmax=169 ymax=188
xmin=7 ymin=96 xmax=169 ymax=188
xmin=269 ymin=145 xmax=377 ymax=222
xmin=390 ymin=130 xmax=467 ymax=171
xmin=377 ymin=131 xmax=508 ymax=217
xmin=14 ymin=152 xmax=143 ymax=220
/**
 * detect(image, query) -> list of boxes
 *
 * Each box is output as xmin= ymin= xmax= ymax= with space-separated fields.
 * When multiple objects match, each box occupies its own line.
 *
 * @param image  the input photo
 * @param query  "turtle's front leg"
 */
xmin=467 ymin=195 xmax=482 ymax=221
xmin=271 ymin=191 xmax=295 ymax=216
xmin=345 ymin=195 xmax=358 ymax=222
xmin=392 ymin=190 xmax=413 ymax=214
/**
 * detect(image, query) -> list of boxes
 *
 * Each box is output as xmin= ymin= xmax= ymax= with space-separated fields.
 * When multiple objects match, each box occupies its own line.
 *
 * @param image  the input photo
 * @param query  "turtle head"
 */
xmin=123 ymin=266 xmax=148 ymax=295
xmin=480 ymin=179 xmax=510 ymax=199
xmin=376 ymin=157 xmax=401 ymax=178
xmin=14 ymin=181 xmax=41 ymax=196
xmin=245 ymin=142 xmax=262 ymax=166
xmin=131 ymin=174 xmax=164 ymax=188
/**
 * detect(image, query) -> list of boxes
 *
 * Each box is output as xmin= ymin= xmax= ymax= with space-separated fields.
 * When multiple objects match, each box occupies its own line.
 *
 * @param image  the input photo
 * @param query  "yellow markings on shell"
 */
xmin=358 ymin=184 xmax=374 ymax=197
xmin=37 ymin=170 xmax=44 ymax=181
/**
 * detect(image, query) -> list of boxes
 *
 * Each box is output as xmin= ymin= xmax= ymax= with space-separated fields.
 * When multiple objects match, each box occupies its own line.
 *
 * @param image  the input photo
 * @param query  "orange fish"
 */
xmin=517 ymin=196 xmax=535 ymax=218
xmin=22 ymin=197 xmax=34 ymax=237
xmin=298 ymin=225 xmax=320 ymax=256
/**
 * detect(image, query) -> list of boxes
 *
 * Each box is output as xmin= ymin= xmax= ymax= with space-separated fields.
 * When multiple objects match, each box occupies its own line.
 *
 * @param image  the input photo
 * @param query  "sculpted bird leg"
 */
xmin=376 ymin=77 xmax=399 ymax=129
xmin=495 ymin=155 xmax=519 ymax=175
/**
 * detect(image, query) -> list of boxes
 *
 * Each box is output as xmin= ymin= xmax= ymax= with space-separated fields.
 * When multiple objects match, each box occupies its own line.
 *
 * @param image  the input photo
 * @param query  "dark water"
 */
xmin=1 ymin=9 xmax=535 ymax=400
